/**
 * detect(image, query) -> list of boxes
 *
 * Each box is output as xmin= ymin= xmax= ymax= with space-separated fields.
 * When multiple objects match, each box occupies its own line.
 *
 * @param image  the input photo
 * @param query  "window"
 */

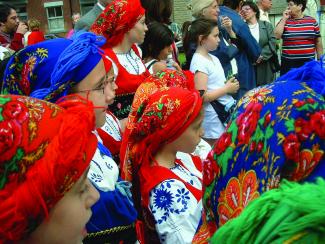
xmin=44 ymin=1 xmax=64 ymax=32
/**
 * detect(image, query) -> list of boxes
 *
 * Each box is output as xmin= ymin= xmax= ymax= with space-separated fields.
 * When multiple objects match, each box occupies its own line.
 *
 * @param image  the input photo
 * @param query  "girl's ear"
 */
xmin=198 ymin=35 xmax=204 ymax=46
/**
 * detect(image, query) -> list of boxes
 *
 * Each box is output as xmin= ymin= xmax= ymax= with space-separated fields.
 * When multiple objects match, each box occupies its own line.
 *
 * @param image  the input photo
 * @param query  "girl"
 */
xmin=183 ymin=18 xmax=239 ymax=146
xmin=2 ymin=32 xmax=138 ymax=243
xmin=126 ymin=87 xmax=210 ymax=243
xmin=141 ymin=21 xmax=181 ymax=74
xmin=141 ymin=0 xmax=180 ymax=64
xmin=90 ymin=0 xmax=150 ymax=120
xmin=27 ymin=18 xmax=45 ymax=46
xmin=0 ymin=95 xmax=99 ymax=243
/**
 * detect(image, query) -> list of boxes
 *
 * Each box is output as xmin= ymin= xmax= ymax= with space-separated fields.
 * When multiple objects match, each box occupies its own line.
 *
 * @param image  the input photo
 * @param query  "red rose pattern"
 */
xmin=310 ymin=110 xmax=325 ymax=139
xmin=214 ymin=132 xmax=232 ymax=155
xmin=2 ymin=100 xmax=29 ymax=123
xmin=0 ymin=120 xmax=22 ymax=162
xmin=283 ymin=133 xmax=301 ymax=162
xmin=294 ymin=118 xmax=312 ymax=141
xmin=236 ymin=102 xmax=263 ymax=145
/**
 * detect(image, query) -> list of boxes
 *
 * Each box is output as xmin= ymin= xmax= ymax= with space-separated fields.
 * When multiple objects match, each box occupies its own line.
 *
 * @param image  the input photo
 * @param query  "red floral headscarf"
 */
xmin=90 ymin=0 xmax=145 ymax=48
xmin=0 ymin=95 xmax=97 ymax=241
xmin=120 ymin=69 xmax=196 ymax=180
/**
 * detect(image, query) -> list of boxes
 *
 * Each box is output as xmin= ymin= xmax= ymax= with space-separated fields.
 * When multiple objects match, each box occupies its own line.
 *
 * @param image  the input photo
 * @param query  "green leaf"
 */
xmin=265 ymin=125 xmax=274 ymax=140
xmin=228 ymin=120 xmax=238 ymax=143
xmin=219 ymin=147 xmax=234 ymax=176
xmin=285 ymin=118 xmax=295 ymax=132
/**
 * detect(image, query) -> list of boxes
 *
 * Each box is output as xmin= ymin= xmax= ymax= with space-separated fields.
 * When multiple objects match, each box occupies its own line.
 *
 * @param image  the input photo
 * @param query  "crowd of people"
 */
xmin=0 ymin=0 xmax=324 ymax=243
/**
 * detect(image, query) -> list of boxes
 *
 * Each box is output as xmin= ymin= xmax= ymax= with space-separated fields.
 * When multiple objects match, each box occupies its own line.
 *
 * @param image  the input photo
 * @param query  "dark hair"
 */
xmin=286 ymin=0 xmax=306 ymax=12
xmin=182 ymin=18 xmax=218 ymax=69
xmin=0 ymin=4 xmax=15 ymax=23
xmin=241 ymin=1 xmax=260 ymax=19
xmin=142 ymin=0 xmax=173 ymax=24
xmin=140 ymin=21 xmax=174 ymax=59
xmin=222 ymin=0 xmax=241 ymax=10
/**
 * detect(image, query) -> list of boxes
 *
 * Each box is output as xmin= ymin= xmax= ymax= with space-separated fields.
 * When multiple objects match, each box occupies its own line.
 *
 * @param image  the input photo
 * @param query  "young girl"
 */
xmin=0 ymin=95 xmax=99 ymax=243
xmin=27 ymin=18 xmax=45 ymax=45
xmin=90 ymin=0 xmax=150 ymax=120
xmin=126 ymin=87 xmax=210 ymax=243
xmin=141 ymin=21 xmax=181 ymax=74
xmin=183 ymin=18 xmax=239 ymax=146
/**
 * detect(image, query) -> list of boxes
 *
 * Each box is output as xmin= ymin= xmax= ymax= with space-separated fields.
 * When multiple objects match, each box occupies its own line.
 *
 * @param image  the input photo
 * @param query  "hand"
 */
xmin=220 ymin=16 xmax=233 ymax=32
xmin=283 ymin=8 xmax=291 ymax=20
xmin=255 ymin=55 xmax=263 ymax=64
xmin=225 ymin=77 xmax=240 ymax=94
xmin=16 ymin=22 xmax=28 ymax=35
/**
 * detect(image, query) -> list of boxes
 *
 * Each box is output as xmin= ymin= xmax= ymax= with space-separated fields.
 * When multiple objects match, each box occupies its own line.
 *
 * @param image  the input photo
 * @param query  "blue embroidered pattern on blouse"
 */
xmin=150 ymin=180 xmax=190 ymax=224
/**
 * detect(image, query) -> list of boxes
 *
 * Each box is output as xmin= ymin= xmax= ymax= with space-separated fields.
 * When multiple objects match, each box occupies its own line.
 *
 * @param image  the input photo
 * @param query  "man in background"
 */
xmin=0 ymin=4 xmax=28 ymax=51
xmin=256 ymin=0 xmax=272 ymax=22
xmin=74 ymin=0 xmax=111 ymax=31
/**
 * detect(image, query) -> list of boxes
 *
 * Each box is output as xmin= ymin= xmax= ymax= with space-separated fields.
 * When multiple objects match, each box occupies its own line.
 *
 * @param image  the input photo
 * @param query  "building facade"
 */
xmin=0 ymin=0 xmax=96 ymax=36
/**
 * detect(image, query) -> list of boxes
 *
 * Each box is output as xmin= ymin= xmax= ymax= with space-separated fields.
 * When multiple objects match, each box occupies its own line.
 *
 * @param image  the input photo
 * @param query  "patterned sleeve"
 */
xmin=149 ymin=179 xmax=202 ymax=243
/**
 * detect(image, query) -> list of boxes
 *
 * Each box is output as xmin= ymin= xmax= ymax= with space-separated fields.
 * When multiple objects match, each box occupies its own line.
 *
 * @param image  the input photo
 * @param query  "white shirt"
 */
xmin=149 ymin=153 xmax=203 ymax=243
xmin=259 ymin=8 xmax=270 ymax=23
xmin=248 ymin=22 xmax=260 ymax=43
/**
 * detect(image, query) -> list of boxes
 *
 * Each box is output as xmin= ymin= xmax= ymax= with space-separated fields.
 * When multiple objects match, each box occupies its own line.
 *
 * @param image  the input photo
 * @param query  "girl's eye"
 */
xmin=80 ymin=183 xmax=90 ymax=195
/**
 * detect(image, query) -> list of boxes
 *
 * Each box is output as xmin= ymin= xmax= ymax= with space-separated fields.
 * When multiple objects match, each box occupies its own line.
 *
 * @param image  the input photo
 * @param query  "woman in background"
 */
xmin=241 ymin=1 xmax=276 ymax=85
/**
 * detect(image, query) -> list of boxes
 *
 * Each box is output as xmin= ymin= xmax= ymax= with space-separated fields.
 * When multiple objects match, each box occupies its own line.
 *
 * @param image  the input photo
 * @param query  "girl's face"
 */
xmin=241 ymin=5 xmax=257 ymax=22
xmin=158 ymin=44 xmax=173 ymax=61
xmin=127 ymin=15 xmax=148 ymax=44
xmin=202 ymin=0 xmax=220 ymax=21
xmin=73 ymin=60 xmax=117 ymax=128
xmin=28 ymin=170 xmax=99 ymax=244
xmin=170 ymin=110 xmax=204 ymax=154
xmin=201 ymin=26 xmax=220 ymax=52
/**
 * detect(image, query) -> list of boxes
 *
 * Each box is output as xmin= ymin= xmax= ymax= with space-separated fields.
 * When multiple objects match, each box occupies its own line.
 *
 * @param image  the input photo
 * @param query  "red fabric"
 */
xmin=97 ymin=110 xmax=122 ymax=156
xmin=27 ymin=31 xmax=45 ymax=45
xmin=104 ymin=45 xmax=150 ymax=95
xmin=0 ymin=32 xmax=24 ymax=51
xmin=90 ymin=0 xmax=145 ymax=48
xmin=127 ymin=87 xmax=202 ymax=178
xmin=0 ymin=95 xmax=97 ymax=241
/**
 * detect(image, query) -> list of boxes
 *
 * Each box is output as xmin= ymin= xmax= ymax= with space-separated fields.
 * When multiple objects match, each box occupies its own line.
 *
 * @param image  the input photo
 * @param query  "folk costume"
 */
xmin=90 ymin=0 xmax=150 ymax=119
xmin=0 ymin=95 xmax=98 ymax=242
xmin=2 ymin=32 xmax=138 ymax=243
xmin=203 ymin=59 xmax=325 ymax=235
xmin=126 ymin=87 xmax=210 ymax=243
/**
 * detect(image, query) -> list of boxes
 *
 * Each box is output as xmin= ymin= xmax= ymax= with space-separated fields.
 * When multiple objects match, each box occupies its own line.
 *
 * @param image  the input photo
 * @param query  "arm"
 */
xmin=9 ymin=33 xmax=24 ymax=51
xmin=274 ymin=9 xmax=291 ymax=39
xmin=194 ymin=71 xmax=239 ymax=102
xmin=316 ymin=37 xmax=323 ymax=60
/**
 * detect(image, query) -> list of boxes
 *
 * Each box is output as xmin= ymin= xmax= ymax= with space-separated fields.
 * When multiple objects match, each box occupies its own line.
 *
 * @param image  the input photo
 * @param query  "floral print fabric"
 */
xmin=203 ymin=80 xmax=325 ymax=231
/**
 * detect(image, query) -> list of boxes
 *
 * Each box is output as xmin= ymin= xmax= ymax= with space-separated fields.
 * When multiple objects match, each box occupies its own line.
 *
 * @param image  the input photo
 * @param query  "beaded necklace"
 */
xmin=116 ymin=50 xmax=140 ymax=74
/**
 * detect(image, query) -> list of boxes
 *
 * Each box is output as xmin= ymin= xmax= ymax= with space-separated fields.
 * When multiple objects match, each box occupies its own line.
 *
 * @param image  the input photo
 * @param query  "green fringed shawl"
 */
xmin=211 ymin=178 xmax=325 ymax=243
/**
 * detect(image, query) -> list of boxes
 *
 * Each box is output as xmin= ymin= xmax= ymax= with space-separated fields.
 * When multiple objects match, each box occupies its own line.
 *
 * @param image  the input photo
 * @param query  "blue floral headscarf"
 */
xmin=2 ymin=32 xmax=106 ymax=102
xmin=203 ymin=59 xmax=325 ymax=234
